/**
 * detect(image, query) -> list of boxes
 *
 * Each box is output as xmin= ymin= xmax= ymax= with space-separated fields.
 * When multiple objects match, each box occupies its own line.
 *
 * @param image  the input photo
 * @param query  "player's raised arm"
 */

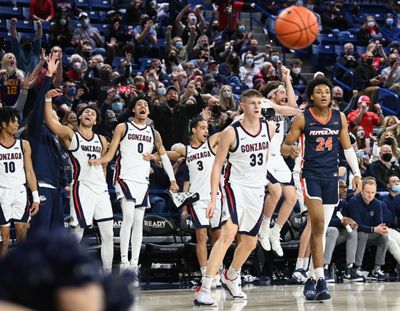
xmin=90 ymin=123 xmax=126 ymax=165
xmin=339 ymin=112 xmax=362 ymax=193
xmin=22 ymin=140 xmax=39 ymax=216
xmin=281 ymin=114 xmax=304 ymax=158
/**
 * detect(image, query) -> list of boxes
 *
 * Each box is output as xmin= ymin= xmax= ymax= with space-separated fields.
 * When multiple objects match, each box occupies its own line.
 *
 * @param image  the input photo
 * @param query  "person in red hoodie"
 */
xmin=30 ymin=0 xmax=55 ymax=22
xmin=217 ymin=0 xmax=255 ymax=33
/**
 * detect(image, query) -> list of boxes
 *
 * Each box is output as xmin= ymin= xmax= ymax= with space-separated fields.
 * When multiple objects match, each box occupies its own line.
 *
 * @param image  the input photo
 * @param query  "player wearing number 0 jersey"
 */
xmin=194 ymin=89 xmax=275 ymax=307
xmin=90 ymin=97 xmax=179 ymax=276
xmin=44 ymin=89 xmax=114 ymax=272
xmin=0 ymin=107 xmax=39 ymax=255
xmin=282 ymin=78 xmax=362 ymax=301
xmin=258 ymin=78 xmax=302 ymax=257
xmin=167 ymin=118 xmax=222 ymax=284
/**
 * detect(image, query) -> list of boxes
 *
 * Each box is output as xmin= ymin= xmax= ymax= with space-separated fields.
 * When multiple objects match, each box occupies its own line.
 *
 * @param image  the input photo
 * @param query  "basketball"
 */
xmin=275 ymin=6 xmax=319 ymax=50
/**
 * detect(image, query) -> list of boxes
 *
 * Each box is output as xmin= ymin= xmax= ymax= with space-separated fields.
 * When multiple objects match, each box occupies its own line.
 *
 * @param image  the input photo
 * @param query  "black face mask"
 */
xmin=366 ymin=58 xmax=373 ymax=65
xmin=168 ymin=55 xmax=177 ymax=62
xmin=384 ymin=137 xmax=394 ymax=145
xmin=167 ymin=99 xmax=178 ymax=108
xmin=382 ymin=153 xmax=392 ymax=162
xmin=212 ymin=25 xmax=219 ymax=31
xmin=22 ymin=42 xmax=32 ymax=52
xmin=390 ymin=60 xmax=397 ymax=66
xmin=333 ymin=96 xmax=342 ymax=102
xmin=82 ymin=51 xmax=92 ymax=58
xmin=211 ymin=105 xmax=221 ymax=115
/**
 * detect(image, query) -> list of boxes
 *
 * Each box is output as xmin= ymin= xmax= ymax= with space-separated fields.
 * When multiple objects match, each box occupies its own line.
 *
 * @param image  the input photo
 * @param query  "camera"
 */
xmin=261 ymin=107 xmax=275 ymax=120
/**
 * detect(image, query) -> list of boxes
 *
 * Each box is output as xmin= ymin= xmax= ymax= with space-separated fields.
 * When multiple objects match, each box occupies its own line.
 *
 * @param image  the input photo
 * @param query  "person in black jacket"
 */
xmin=354 ymin=52 xmax=382 ymax=91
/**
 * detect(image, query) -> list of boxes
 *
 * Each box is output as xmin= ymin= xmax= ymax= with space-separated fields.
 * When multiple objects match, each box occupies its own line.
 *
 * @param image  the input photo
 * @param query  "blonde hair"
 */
xmin=218 ymin=85 xmax=236 ymax=111
xmin=379 ymin=130 xmax=399 ymax=158
xmin=383 ymin=115 xmax=400 ymax=136
xmin=362 ymin=176 xmax=377 ymax=190
xmin=1 ymin=53 xmax=24 ymax=80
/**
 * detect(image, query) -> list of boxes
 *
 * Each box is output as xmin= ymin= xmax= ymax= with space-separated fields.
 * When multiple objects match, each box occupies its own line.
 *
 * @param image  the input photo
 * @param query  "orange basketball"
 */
xmin=275 ymin=6 xmax=319 ymax=50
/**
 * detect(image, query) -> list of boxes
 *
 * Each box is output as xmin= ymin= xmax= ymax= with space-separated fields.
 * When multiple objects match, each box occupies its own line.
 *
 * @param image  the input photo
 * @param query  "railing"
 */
xmin=333 ymin=62 xmax=355 ymax=92
xmin=376 ymin=87 xmax=400 ymax=117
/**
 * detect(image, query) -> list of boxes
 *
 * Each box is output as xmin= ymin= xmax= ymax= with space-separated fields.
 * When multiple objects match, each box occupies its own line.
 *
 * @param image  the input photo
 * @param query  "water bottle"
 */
xmin=330 ymin=263 xmax=337 ymax=283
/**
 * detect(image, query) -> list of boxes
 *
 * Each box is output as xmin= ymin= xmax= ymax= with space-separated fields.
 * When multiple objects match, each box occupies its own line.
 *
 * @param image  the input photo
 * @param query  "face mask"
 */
xmin=225 ymin=44 xmax=231 ymax=50
xmin=382 ymin=153 xmax=392 ymax=162
xmin=212 ymin=25 xmax=219 ymax=31
xmin=82 ymin=51 xmax=92 ymax=58
xmin=203 ymin=56 xmax=209 ymax=62
xmin=190 ymin=16 xmax=197 ymax=24
xmin=246 ymin=58 xmax=254 ymax=65
xmin=167 ymin=99 xmax=178 ymax=108
xmin=368 ymin=21 xmax=375 ymax=28
xmin=223 ymin=91 xmax=232 ymax=99
xmin=181 ymin=79 xmax=188 ymax=87
xmin=96 ymin=63 xmax=103 ymax=70
xmin=384 ymin=137 xmax=394 ymax=145
xmin=392 ymin=184 xmax=400 ymax=192
xmin=271 ymin=55 xmax=279 ymax=63
xmin=347 ymin=49 xmax=354 ymax=55
xmin=60 ymin=19 xmax=67 ymax=26
xmin=135 ymin=84 xmax=145 ymax=91
xmin=211 ymin=105 xmax=221 ymax=114
xmin=157 ymin=87 xmax=166 ymax=96
xmin=112 ymin=102 xmax=123 ymax=112
xmin=175 ymin=41 xmax=183 ymax=49
xmin=387 ymin=18 xmax=394 ymax=25
xmin=292 ymin=67 xmax=301 ymax=75
xmin=357 ymin=131 xmax=365 ymax=139
xmin=67 ymin=87 xmax=76 ymax=96
xmin=366 ymin=58 xmax=373 ymax=65
xmin=307 ymin=4 xmax=314 ymax=11
xmin=72 ymin=62 xmax=82 ymax=70
xmin=168 ymin=55 xmax=177 ymax=62
xmin=333 ymin=96 xmax=342 ymax=102
xmin=238 ymin=25 xmax=245 ymax=33
xmin=22 ymin=43 xmax=32 ymax=52
xmin=212 ymin=70 xmax=219 ymax=75
xmin=390 ymin=60 xmax=397 ymax=66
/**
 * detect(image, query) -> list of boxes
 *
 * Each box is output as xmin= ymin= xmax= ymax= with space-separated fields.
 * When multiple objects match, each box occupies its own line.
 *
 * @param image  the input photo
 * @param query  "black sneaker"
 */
xmin=370 ymin=269 xmax=389 ymax=282
xmin=343 ymin=267 xmax=365 ymax=282
xmin=316 ymin=278 xmax=331 ymax=301
xmin=324 ymin=268 xmax=335 ymax=284
xmin=303 ymin=278 xmax=316 ymax=300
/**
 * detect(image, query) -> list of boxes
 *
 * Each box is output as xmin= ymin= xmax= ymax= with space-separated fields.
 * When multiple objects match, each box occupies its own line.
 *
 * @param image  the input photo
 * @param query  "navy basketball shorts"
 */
xmin=302 ymin=178 xmax=339 ymax=205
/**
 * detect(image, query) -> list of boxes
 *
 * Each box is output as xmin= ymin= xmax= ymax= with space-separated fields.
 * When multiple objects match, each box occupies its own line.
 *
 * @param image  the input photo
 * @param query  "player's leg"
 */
xmin=97 ymin=220 xmax=114 ymax=272
xmin=292 ymin=221 xmax=311 ymax=284
xmin=14 ymin=222 xmax=28 ymax=242
xmin=120 ymin=198 xmax=135 ymax=267
xmin=0 ymin=226 xmax=10 ymax=255
xmin=129 ymin=207 xmax=145 ymax=268
xmin=196 ymin=228 xmax=209 ymax=275
xmin=259 ymin=181 xmax=281 ymax=251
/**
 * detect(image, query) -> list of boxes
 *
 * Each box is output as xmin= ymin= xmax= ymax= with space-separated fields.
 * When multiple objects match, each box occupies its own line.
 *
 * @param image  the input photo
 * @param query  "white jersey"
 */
xmin=262 ymin=98 xmax=285 ymax=156
xmin=0 ymin=139 xmax=25 ymax=188
xmin=115 ymin=121 xmax=154 ymax=184
xmin=186 ymin=140 xmax=218 ymax=200
xmin=225 ymin=120 xmax=271 ymax=188
xmin=69 ymin=132 xmax=107 ymax=193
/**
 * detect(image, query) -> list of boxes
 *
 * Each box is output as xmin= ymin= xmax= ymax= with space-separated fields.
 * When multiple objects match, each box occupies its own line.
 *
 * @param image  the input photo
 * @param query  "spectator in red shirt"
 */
xmin=217 ymin=1 xmax=255 ymax=33
xmin=348 ymin=95 xmax=384 ymax=137
xmin=30 ymin=0 xmax=55 ymax=22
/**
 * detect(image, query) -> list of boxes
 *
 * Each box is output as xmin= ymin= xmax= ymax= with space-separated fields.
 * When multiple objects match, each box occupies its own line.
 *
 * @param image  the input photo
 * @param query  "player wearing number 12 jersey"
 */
xmin=281 ymin=78 xmax=362 ymax=301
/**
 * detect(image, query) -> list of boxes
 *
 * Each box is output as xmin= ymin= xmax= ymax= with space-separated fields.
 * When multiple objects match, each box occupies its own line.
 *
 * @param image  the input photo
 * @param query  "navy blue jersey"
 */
xmin=302 ymin=108 xmax=342 ymax=180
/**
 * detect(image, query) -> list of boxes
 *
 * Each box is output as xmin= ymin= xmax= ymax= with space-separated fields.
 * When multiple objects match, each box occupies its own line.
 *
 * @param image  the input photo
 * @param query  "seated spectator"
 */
xmin=381 ymin=53 xmax=400 ymax=90
xmin=53 ymin=0 xmax=80 ymax=19
xmin=366 ymin=42 xmax=388 ymax=73
xmin=336 ymin=43 xmax=359 ymax=86
xmin=324 ymin=180 xmax=363 ymax=283
xmin=321 ymin=1 xmax=348 ymax=32
xmin=366 ymin=145 xmax=400 ymax=189
xmin=352 ymin=126 xmax=370 ymax=155
xmin=0 ymin=53 xmax=24 ymax=107
xmin=332 ymin=87 xmax=358 ymax=115
xmin=374 ymin=130 xmax=400 ymax=161
xmin=239 ymin=52 xmax=259 ymax=89
xmin=347 ymin=177 xmax=389 ymax=281
xmin=72 ymin=12 xmax=104 ymax=52
xmin=252 ymin=62 xmax=278 ymax=88
xmin=377 ymin=116 xmax=400 ymax=144
xmin=354 ymin=52 xmax=382 ymax=92
xmin=219 ymin=51 xmax=241 ymax=79
xmin=48 ymin=13 xmax=74 ymax=50
xmin=347 ymin=95 xmax=383 ymax=137
xmin=358 ymin=16 xmax=385 ymax=46
xmin=380 ymin=13 xmax=400 ymax=48
xmin=125 ymin=0 xmax=146 ymax=26
xmin=29 ymin=0 xmax=54 ymax=22
xmin=289 ymin=59 xmax=307 ymax=94
xmin=382 ymin=175 xmax=400 ymax=267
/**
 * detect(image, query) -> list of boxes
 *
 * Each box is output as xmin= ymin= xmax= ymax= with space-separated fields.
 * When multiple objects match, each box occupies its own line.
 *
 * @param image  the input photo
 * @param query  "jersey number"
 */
xmin=87 ymin=154 xmax=97 ymax=160
xmin=197 ymin=160 xmax=203 ymax=171
xmin=7 ymin=86 xmax=17 ymax=95
xmin=316 ymin=137 xmax=333 ymax=152
xmin=4 ymin=162 xmax=15 ymax=173
xmin=275 ymin=122 xmax=281 ymax=133
xmin=138 ymin=143 xmax=143 ymax=153
xmin=249 ymin=153 xmax=263 ymax=167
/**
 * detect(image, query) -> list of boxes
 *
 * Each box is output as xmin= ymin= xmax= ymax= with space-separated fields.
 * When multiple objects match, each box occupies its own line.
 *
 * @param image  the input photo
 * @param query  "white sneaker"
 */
xmin=130 ymin=264 xmax=140 ymax=287
xmin=194 ymin=286 xmax=217 ymax=306
xmin=221 ymin=270 xmax=247 ymax=300
xmin=269 ymin=228 xmax=283 ymax=257
xmin=258 ymin=225 xmax=271 ymax=251
xmin=211 ymin=273 xmax=222 ymax=289
xmin=120 ymin=260 xmax=131 ymax=272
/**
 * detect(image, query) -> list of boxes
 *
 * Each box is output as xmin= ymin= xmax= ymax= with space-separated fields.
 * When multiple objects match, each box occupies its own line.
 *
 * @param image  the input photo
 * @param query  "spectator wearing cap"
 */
xmin=133 ymin=14 xmax=159 ymax=63
xmin=150 ymin=85 xmax=206 ymax=149
xmin=48 ymin=13 xmax=74 ymax=50
xmin=366 ymin=145 xmax=400 ymax=188
xmin=72 ymin=12 xmax=104 ymax=51
xmin=166 ymin=25 xmax=196 ymax=63
xmin=53 ymin=0 xmax=80 ymax=19
xmin=348 ymin=95 xmax=383 ymax=137
xmin=29 ymin=0 xmax=54 ymax=22
xmin=381 ymin=13 xmax=400 ymax=48
xmin=239 ymin=52 xmax=259 ymax=89
xmin=104 ymin=10 xmax=132 ymax=54
xmin=53 ymin=80 xmax=84 ymax=117
xmin=205 ymin=61 xmax=229 ymax=86
xmin=202 ymin=73 xmax=220 ymax=96
xmin=10 ymin=18 xmax=42 ymax=73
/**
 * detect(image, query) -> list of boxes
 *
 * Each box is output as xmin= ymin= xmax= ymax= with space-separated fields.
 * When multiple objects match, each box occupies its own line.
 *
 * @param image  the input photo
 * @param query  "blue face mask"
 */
xmin=271 ymin=55 xmax=279 ymax=63
xmin=175 ymin=41 xmax=183 ymax=49
xmin=60 ymin=19 xmax=67 ymax=26
xmin=67 ymin=87 xmax=76 ymax=96
xmin=392 ymin=184 xmax=400 ymax=193
xmin=112 ymin=102 xmax=123 ymax=112
xmin=246 ymin=58 xmax=254 ymax=65
xmin=157 ymin=87 xmax=166 ymax=96
xmin=238 ymin=25 xmax=245 ymax=33
xmin=387 ymin=18 xmax=394 ymax=25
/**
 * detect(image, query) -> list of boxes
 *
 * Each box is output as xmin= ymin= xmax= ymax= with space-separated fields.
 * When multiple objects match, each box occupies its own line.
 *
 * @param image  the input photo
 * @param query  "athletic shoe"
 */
xmin=211 ymin=273 xmax=222 ymax=288
xmin=316 ymin=278 xmax=331 ymax=300
xmin=130 ymin=264 xmax=141 ymax=287
xmin=221 ymin=270 xmax=247 ymax=300
xmin=258 ymin=222 xmax=271 ymax=251
xmin=120 ymin=260 xmax=131 ymax=272
xmin=303 ymin=278 xmax=316 ymax=301
xmin=324 ymin=269 xmax=335 ymax=284
xmin=370 ymin=269 xmax=389 ymax=282
xmin=194 ymin=286 xmax=217 ymax=307
xmin=290 ymin=269 xmax=308 ymax=284
xmin=269 ymin=228 xmax=283 ymax=257
xmin=343 ymin=267 xmax=365 ymax=282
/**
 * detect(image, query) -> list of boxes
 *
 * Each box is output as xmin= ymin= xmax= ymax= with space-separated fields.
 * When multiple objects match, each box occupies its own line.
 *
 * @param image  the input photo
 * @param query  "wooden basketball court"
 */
xmin=133 ymin=282 xmax=400 ymax=310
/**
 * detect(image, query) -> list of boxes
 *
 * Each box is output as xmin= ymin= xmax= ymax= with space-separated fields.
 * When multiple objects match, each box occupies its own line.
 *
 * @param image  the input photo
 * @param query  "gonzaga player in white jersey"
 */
xmin=195 ymin=89 xmax=275 ymax=306
xmin=258 ymin=77 xmax=302 ymax=257
xmin=90 ymin=97 xmax=179 ymax=274
xmin=167 ymin=118 xmax=222 ymax=283
xmin=44 ymin=90 xmax=114 ymax=272
xmin=0 ymin=107 xmax=39 ymax=255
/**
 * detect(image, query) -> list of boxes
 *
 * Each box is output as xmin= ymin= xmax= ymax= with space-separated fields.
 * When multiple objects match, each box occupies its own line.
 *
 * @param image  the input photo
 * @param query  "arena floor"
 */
xmin=133 ymin=282 xmax=400 ymax=310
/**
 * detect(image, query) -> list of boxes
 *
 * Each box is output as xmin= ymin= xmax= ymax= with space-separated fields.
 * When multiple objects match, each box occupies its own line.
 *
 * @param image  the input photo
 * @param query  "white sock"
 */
xmin=97 ymin=220 xmax=114 ymax=271
xmin=324 ymin=264 xmax=329 ymax=269
xmin=303 ymin=257 xmax=310 ymax=270
xmin=201 ymin=266 xmax=207 ymax=277
xmin=120 ymin=199 xmax=135 ymax=261
xmin=315 ymin=267 xmax=324 ymax=280
xmin=295 ymin=258 xmax=304 ymax=270
xmin=130 ymin=207 xmax=145 ymax=267
xmin=263 ymin=216 xmax=271 ymax=229
xmin=227 ymin=266 xmax=241 ymax=280
xmin=202 ymin=275 xmax=213 ymax=290
xmin=272 ymin=223 xmax=282 ymax=233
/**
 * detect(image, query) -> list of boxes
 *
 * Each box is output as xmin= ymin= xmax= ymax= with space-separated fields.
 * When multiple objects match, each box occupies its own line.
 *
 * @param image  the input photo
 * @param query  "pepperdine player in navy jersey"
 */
xmin=0 ymin=107 xmax=39 ymax=255
xmin=90 ymin=97 xmax=179 ymax=278
xmin=167 ymin=118 xmax=222 ymax=286
xmin=194 ymin=89 xmax=275 ymax=307
xmin=281 ymin=78 xmax=362 ymax=301
xmin=44 ymin=87 xmax=114 ymax=272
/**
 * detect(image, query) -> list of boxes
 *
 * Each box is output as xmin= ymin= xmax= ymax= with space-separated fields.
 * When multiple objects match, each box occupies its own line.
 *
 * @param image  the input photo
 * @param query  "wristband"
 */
xmin=32 ymin=190 xmax=40 ymax=203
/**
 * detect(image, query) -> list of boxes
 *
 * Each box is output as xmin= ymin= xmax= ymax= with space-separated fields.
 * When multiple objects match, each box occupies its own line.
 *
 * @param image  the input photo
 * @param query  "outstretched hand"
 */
xmin=46 ymin=52 xmax=59 ymax=76
xmin=45 ymin=88 xmax=63 ymax=100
